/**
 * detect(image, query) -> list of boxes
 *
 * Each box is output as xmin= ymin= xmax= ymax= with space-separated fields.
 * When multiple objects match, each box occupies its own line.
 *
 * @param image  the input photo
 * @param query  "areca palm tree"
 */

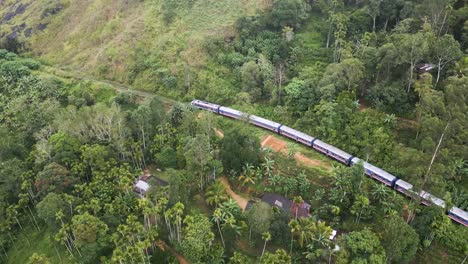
xmin=212 ymin=208 xmax=226 ymax=248
xmin=205 ymin=180 xmax=228 ymax=207
xmin=261 ymin=231 xmax=271 ymax=257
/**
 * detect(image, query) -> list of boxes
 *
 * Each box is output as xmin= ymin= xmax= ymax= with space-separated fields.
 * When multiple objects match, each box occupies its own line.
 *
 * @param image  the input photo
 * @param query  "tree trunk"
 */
xmin=372 ymin=16 xmax=376 ymax=32
xmin=436 ymin=59 xmax=442 ymax=87
xmin=262 ymin=240 xmax=268 ymax=257
xmin=407 ymin=63 xmax=414 ymax=93
xmin=461 ymin=254 xmax=468 ymax=264
xmin=217 ymin=220 xmax=226 ymax=248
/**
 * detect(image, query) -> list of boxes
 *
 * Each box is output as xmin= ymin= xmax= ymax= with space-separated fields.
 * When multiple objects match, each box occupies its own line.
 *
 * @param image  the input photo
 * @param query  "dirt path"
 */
xmin=220 ymin=177 xmax=249 ymax=210
xmin=261 ymin=135 xmax=331 ymax=171
xmin=158 ymin=240 xmax=190 ymax=264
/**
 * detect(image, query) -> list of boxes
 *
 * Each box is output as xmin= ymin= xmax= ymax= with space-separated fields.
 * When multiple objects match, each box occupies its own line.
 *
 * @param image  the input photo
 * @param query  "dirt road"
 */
xmin=220 ymin=177 xmax=249 ymax=210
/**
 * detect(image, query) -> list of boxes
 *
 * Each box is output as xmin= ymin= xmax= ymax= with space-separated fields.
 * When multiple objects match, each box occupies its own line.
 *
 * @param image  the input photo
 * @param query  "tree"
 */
xmin=220 ymin=126 xmax=260 ymax=175
xmin=340 ymin=229 xmax=386 ymax=264
xmin=230 ymin=252 xmax=252 ymax=264
xmin=432 ymin=34 xmax=462 ymax=86
xmin=247 ymin=202 xmax=273 ymax=240
xmin=261 ymin=231 xmax=272 ymax=257
xmin=35 ymin=162 xmax=77 ymax=196
xmin=380 ymin=215 xmax=419 ymax=263
xmin=181 ymin=214 xmax=215 ymax=263
xmin=212 ymin=208 xmax=226 ymax=248
xmin=261 ymin=249 xmax=292 ymax=264
xmin=36 ymin=193 xmax=69 ymax=228
xmin=27 ymin=253 xmax=51 ymax=264
xmin=205 ymin=180 xmax=228 ymax=207
xmin=184 ymin=134 xmax=213 ymax=190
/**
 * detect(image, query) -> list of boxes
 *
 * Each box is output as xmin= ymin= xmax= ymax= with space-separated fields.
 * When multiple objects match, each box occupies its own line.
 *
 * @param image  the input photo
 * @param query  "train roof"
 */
xmin=351 ymin=157 xmax=361 ymax=165
xmin=314 ymin=140 xmax=353 ymax=159
xmin=419 ymin=191 xmax=446 ymax=208
xmin=362 ymin=162 xmax=397 ymax=182
xmin=449 ymin=207 xmax=468 ymax=220
xmin=219 ymin=106 xmax=246 ymax=117
xmin=249 ymin=115 xmax=281 ymax=128
xmin=191 ymin=100 xmax=220 ymax=108
xmin=395 ymin=179 xmax=413 ymax=190
xmin=280 ymin=126 xmax=315 ymax=141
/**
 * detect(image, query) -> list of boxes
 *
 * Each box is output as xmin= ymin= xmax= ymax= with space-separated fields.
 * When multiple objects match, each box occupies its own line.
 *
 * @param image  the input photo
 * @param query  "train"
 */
xmin=191 ymin=99 xmax=468 ymax=226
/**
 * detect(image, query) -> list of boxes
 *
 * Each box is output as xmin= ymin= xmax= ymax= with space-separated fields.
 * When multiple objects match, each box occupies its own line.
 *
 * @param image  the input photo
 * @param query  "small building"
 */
xmin=134 ymin=180 xmax=150 ymax=197
xmin=133 ymin=169 xmax=168 ymax=198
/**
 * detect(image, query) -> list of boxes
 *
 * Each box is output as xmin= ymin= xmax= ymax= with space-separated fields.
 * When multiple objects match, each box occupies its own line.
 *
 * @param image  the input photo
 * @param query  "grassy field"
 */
xmin=6 ymin=225 xmax=70 ymax=264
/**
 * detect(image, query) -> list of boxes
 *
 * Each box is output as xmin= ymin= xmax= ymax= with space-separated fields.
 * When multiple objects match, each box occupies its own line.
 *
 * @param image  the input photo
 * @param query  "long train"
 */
xmin=191 ymin=99 xmax=468 ymax=226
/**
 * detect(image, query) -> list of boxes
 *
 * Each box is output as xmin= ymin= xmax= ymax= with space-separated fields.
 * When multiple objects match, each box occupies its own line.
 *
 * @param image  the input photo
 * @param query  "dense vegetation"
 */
xmin=1 ymin=0 xmax=468 ymax=263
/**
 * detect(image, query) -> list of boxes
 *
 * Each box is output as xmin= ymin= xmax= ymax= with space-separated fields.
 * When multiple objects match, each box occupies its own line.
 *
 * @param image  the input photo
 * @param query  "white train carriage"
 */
xmin=249 ymin=115 xmax=282 ymax=132
xmin=313 ymin=140 xmax=353 ymax=165
xmin=279 ymin=126 xmax=315 ymax=146
xmin=394 ymin=179 xmax=414 ymax=198
xmin=191 ymin=100 xmax=221 ymax=113
xmin=448 ymin=207 xmax=468 ymax=226
xmin=362 ymin=162 xmax=398 ymax=187
xmin=419 ymin=191 xmax=446 ymax=208
xmin=218 ymin=106 xmax=246 ymax=120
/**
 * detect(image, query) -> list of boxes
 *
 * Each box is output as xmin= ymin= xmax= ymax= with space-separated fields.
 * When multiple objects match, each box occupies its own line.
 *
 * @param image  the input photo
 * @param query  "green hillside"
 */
xmin=0 ymin=0 xmax=265 ymax=84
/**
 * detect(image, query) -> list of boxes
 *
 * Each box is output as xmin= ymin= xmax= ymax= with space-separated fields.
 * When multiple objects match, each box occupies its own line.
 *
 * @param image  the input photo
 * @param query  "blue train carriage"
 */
xmin=357 ymin=160 xmax=398 ymax=187
xmin=249 ymin=115 xmax=282 ymax=133
xmin=394 ymin=179 xmax=415 ymax=198
xmin=279 ymin=126 xmax=315 ymax=146
xmin=448 ymin=207 xmax=468 ymax=226
xmin=218 ymin=106 xmax=248 ymax=120
xmin=313 ymin=140 xmax=354 ymax=165
xmin=418 ymin=191 xmax=446 ymax=208
xmin=191 ymin=100 xmax=221 ymax=113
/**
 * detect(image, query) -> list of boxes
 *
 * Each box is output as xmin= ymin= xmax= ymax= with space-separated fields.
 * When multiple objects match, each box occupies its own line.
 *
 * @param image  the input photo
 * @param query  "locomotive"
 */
xmin=191 ymin=100 xmax=468 ymax=226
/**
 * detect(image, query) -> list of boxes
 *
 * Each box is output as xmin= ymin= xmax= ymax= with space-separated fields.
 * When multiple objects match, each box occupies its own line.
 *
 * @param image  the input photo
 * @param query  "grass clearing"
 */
xmin=7 ymin=225 xmax=70 ymax=264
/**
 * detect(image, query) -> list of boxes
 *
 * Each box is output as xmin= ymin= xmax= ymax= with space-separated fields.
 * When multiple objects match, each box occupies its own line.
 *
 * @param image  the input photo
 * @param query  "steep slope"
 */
xmin=0 ymin=0 xmax=266 ymax=84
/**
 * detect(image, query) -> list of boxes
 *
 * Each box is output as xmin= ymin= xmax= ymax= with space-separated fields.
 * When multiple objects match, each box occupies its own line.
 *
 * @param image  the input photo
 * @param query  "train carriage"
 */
xmin=362 ymin=162 xmax=398 ymax=187
xmin=279 ymin=126 xmax=315 ymax=146
xmin=448 ymin=207 xmax=468 ymax=226
xmin=249 ymin=115 xmax=282 ymax=133
xmin=191 ymin=100 xmax=221 ymax=113
xmin=394 ymin=179 xmax=414 ymax=198
xmin=218 ymin=106 xmax=246 ymax=120
xmin=313 ymin=140 xmax=353 ymax=165
xmin=419 ymin=191 xmax=446 ymax=208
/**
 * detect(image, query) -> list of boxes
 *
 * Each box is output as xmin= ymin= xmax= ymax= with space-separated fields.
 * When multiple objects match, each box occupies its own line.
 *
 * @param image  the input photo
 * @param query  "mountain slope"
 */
xmin=0 ymin=0 xmax=266 ymax=84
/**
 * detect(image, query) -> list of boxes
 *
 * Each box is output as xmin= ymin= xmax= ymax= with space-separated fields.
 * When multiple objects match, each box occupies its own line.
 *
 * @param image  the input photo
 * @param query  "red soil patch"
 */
xmin=261 ymin=135 xmax=331 ymax=171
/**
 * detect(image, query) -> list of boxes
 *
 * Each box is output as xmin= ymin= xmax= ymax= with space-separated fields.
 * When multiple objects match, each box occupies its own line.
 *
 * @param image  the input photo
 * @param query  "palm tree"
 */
xmin=261 ymin=231 xmax=272 ymax=257
xmin=205 ymin=180 xmax=228 ymax=207
xmin=212 ymin=208 xmax=226 ymax=248
xmin=371 ymin=183 xmax=390 ymax=203
xmin=384 ymin=113 xmax=396 ymax=127
xmin=292 ymin=196 xmax=304 ymax=219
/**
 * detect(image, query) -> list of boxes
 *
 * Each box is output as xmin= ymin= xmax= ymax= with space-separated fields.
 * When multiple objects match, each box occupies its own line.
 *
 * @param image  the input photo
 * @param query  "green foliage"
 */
xmin=339 ymin=229 xmax=386 ymax=264
xmin=221 ymin=125 xmax=261 ymax=175
xmin=181 ymin=214 xmax=215 ymax=263
xmin=380 ymin=215 xmax=419 ymax=263
xmin=247 ymin=202 xmax=273 ymax=239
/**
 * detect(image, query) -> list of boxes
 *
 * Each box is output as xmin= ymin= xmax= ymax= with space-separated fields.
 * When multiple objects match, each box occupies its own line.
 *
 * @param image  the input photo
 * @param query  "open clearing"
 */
xmin=261 ymin=135 xmax=332 ymax=171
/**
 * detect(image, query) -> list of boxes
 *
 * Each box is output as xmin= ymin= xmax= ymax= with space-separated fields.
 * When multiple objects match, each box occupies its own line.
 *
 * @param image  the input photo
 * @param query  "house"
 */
xmin=133 ymin=169 xmax=168 ymax=198
xmin=261 ymin=193 xmax=311 ymax=218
